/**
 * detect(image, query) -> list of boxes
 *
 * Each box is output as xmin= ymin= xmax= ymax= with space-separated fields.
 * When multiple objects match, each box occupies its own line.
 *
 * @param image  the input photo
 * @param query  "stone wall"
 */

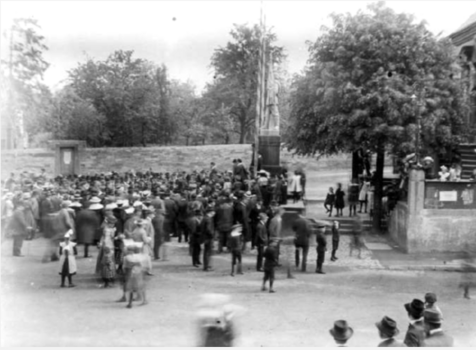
xmin=389 ymin=169 xmax=476 ymax=253
xmin=388 ymin=202 xmax=409 ymax=251
xmin=1 ymin=144 xmax=355 ymax=179
xmin=406 ymin=209 xmax=476 ymax=253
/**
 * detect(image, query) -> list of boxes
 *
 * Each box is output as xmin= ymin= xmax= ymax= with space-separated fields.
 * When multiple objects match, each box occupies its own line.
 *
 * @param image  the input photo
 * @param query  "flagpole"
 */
xmin=254 ymin=1 xmax=266 ymax=178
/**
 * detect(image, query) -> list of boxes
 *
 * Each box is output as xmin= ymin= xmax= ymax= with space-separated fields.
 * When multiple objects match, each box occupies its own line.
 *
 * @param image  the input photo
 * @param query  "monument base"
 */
xmin=259 ymin=135 xmax=281 ymax=176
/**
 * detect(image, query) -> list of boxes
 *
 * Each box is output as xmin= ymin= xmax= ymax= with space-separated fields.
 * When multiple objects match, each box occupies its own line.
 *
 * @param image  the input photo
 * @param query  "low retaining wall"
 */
xmin=389 ymin=200 xmax=476 ymax=253
xmin=1 ymin=144 xmax=357 ymax=179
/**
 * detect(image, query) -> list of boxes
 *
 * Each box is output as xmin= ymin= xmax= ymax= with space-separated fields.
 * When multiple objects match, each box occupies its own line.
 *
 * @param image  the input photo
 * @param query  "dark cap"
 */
xmin=424 ymin=292 xmax=437 ymax=304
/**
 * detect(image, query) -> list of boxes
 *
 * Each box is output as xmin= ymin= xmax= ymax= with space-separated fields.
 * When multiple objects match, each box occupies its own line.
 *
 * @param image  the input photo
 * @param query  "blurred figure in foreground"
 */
xmin=196 ymin=294 xmax=244 ymax=347
xmin=459 ymin=249 xmax=476 ymax=299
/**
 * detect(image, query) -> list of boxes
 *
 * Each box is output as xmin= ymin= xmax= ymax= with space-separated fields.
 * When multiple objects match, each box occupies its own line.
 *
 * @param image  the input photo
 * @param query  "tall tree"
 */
xmin=286 ymin=2 xmax=470 ymax=230
xmin=1 ymin=18 xmax=50 ymax=148
xmin=209 ymin=23 xmax=285 ymax=143
xmin=68 ymin=50 xmax=172 ymax=147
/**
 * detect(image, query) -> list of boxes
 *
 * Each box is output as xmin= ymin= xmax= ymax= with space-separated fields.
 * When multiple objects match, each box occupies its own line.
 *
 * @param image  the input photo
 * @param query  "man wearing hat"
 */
xmin=201 ymin=207 xmax=215 ymax=271
xmin=76 ymin=202 xmax=102 ymax=258
xmin=329 ymin=320 xmax=354 ymax=346
xmin=315 ymin=225 xmax=328 ymax=274
xmin=215 ymin=195 xmax=234 ymax=254
xmin=9 ymin=200 xmax=32 ymax=257
xmin=256 ymin=212 xmax=268 ymax=271
xmin=292 ymin=213 xmax=312 ymax=272
xmin=375 ymin=316 xmax=405 ymax=347
xmin=403 ymin=299 xmax=425 ymax=347
xmin=422 ymin=309 xmax=453 ymax=347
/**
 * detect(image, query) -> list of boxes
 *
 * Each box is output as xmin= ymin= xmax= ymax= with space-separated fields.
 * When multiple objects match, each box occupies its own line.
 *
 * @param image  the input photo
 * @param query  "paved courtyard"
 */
xmin=1 ymin=234 xmax=475 ymax=347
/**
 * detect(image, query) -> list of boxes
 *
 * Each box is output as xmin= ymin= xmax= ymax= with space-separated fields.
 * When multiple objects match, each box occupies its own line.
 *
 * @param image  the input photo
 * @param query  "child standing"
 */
xmin=331 ymin=221 xmax=340 ymax=261
xmin=424 ymin=292 xmax=443 ymax=318
xmin=324 ymin=187 xmax=335 ymax=217
xmin=124 ymin=245 xmax=146 ymax=308
xmin=262 ymin=240 xmax=279 ymax=293
xmin=59 ymin=230 xmax=77 ymax=288
xmin=229 ymin=224 xmax=243 ymax=276
xmin=101 ymin=246 xmax=116 ymax=288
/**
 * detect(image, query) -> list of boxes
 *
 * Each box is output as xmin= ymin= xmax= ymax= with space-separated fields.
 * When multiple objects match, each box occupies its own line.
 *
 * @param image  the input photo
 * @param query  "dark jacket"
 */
xmin=76 ymin=209 xmax=101 ymax=244
xmin=316 ymin=231 xmax=327 ymax=252
xmin=9 ymin=208 xmax=29 ymax=236
xmin=292 ymin=217 xmax=312 ymax=246
xmin=215 ymin=202 xmax=234 ymax=232
xmin=404 ymin=320 xmax=425 ymax=347
xmin=378 ymin=338 xmax=406 ymax=347
xmin=200 ymin=215 xmax=214 ymax=242
xmin=263 ymin=245 xmax=278 ymax=271
xmin=256 ymin=221 xmax=268 ymax=245
xmin=422 ymin=331 xmax=454 ymax=347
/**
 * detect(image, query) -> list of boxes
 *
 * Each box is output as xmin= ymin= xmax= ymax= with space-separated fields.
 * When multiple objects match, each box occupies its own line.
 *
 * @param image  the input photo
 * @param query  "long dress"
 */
xmin=131 ymin=227 xmax=152 ymax=272
xmin=59 ymin=242 xmax=77 ymax=276
xmin=124 ymin=253 xmax=145 ymax=293
xmin=95 ymin=226 xmax=116 ymax=275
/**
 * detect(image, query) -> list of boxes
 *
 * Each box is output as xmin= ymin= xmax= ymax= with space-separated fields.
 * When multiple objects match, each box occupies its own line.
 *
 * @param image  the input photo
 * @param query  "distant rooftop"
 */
xmin=449 ymin=12 xmax=476 ymax=49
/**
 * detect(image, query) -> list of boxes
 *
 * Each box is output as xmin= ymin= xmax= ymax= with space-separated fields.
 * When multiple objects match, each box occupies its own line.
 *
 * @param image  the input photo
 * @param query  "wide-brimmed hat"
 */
xmin=105 ymin=203 xmax=118 ymax=210
xmin=440 ymin=165 xmax=448 ymax=171
xmin=70 ymin=202 xmax=82 ymax=208
xmin=404 ymin=299 xmax=424 ymax=319
xmin=330 ymin=320 xmax=354 ymax=341
xmin=124 ymin=207 xmax=135 ymax=215
xmin=89 ymin=196 xmax=101 ymax=203
xmin=133 ymin=200 xmax=143 ymax=208
xmin=89 ymin=203 xmax=104 ymax=210
xmin=424 ymin=292 xmax=437 ymax=304
xmin=424 ymin=309 xmax=443 ymax=325
xmin=105 ymin=216 xmax=117 ymax=224
xmin=375 ymin=316 xmax=399 ymax=338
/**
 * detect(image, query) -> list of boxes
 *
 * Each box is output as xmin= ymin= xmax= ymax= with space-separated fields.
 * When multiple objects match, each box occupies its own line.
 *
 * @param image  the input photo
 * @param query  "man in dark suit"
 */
xmin=375 ymin=316 xmax=406 ymax=347
xmin=256 ymin=212 xmax=268 ymax=271
xmin=403 ymin=299 xmax=425 ymax=347
xmin=315 ymin=226 xmax=327 ymax=274
xmin=422 ymin=310 xmax=454 ymax=347
xmin=292 ymin=214 xmax=312 ymax=272
xmin=215 ymin=196 xmax=234 ymax=253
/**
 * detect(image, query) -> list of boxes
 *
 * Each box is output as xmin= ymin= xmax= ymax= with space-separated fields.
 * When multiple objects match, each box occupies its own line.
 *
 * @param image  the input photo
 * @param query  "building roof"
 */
xmin=449 ymin=12 xmax=476 ymax=49
xmin=456 ymin=12 xmax=476 ymax=31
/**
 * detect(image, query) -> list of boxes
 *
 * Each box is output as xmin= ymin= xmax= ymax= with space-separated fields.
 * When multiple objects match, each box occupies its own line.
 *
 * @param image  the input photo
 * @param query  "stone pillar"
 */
xmin=258 ymin=135 xmax=281 ymax=176
xmin=407 ymin=169 xmax=425 ymax=214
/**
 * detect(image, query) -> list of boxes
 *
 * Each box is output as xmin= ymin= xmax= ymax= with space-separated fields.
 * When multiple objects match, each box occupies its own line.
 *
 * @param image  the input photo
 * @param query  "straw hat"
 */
xmin=89 ymin=196 xmax=101 ymax=203
xmin=89 ymin=203 xmax=104 ymax=210
xmin=105 ymin=203 xmax=118 ymax=210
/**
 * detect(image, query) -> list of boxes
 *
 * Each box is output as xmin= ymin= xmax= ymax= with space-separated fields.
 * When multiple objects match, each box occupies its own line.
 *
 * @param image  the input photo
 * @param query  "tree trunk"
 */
xmin=372 ymin=145 xmax=385 ymax=232
xmin=352 ymin=151 xmax=360 ymax=180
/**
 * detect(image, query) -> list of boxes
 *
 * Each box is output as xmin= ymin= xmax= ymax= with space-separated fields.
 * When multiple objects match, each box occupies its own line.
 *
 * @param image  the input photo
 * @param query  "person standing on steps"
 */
xmin=348 ymin=179 xmax=360 ymax=217
xmin=324 ymin=187 xmax=335 ymax=217
xmin=334 ymin=183 xmax=345 ymax=217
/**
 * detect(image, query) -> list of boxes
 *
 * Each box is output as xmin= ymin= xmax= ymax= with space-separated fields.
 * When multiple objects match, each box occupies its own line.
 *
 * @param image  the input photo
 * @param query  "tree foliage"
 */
xmin=1 ymin=18 xmax=50 ymax=147
xmin=68 ymin=50 xmax=173 ymax=147
xmin=208 ymin=23 xmax=286 ymax=143
xmin=286 ymin=2 xmax=470 ymax=229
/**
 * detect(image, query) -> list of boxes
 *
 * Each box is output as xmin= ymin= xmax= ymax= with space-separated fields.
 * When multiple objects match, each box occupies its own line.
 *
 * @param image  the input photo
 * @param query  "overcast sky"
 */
xmin=1 ymin=1 xmax=475 ymax=92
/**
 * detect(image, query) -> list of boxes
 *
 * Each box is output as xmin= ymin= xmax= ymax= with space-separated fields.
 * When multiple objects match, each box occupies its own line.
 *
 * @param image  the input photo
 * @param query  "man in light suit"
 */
xmin=403 ymin=299 xmax=425 ymax=347
xmin=422 ymin=310 xmax=454 ymax=347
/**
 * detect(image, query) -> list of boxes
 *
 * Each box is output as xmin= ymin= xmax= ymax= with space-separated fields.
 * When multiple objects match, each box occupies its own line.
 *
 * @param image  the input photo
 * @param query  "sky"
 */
xmin=1 ymin=1 xmax=475 ymax=93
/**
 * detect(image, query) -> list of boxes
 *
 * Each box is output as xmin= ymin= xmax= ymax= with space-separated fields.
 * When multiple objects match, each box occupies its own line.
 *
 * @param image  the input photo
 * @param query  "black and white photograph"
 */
xmin=1 ymin=0 xmax=475 ymax=347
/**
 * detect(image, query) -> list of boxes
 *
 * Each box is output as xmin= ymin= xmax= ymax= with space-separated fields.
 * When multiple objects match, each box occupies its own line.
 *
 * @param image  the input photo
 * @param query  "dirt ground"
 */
xmin=1 ymin=235 xmax=475 ymax=347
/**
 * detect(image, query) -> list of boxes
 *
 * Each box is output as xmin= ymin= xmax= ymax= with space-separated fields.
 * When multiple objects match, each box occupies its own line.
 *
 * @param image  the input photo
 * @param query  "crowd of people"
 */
xmin=1 ymin=161 xmax=312 ymax=301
